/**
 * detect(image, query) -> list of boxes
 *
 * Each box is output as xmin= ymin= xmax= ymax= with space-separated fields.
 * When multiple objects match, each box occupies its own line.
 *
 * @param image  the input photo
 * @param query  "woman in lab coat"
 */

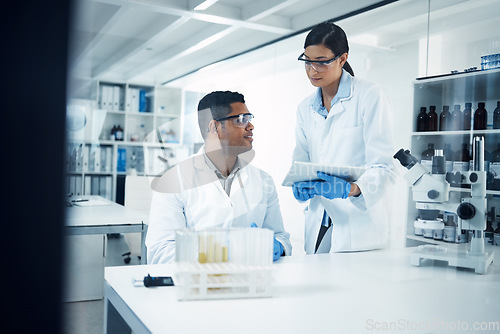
xmin=292 ymin=22 xmax=395 ymax=254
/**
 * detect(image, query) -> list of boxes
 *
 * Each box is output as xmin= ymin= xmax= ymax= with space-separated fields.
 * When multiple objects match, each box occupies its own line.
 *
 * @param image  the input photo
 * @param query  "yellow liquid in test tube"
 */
xmin=199 ymin=234 xmax=207 ymax=263
xmin=222 ymin=246 xmax=228 ymax=262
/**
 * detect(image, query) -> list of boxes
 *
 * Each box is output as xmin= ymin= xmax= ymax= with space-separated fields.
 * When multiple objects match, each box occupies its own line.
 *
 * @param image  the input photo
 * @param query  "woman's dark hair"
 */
xmin=304 ymin=22 xmax=354 ymax=76
xmin=197 ymin=91 xmax=245 ymax=139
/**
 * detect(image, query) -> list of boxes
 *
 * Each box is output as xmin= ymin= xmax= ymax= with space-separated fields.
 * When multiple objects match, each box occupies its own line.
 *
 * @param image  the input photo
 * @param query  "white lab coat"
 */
xmin=293 ymin=69 xmax=395 ymax=254
xmin=146 ymin=151 xmax=292 ymax=264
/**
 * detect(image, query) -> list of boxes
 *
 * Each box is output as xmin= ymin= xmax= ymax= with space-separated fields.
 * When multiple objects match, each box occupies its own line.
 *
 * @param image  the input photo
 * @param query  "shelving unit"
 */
xmin=66 ymin=82 xmax=202 ymax=202
xmin=405 ymin=68 xmax=500 ymax=247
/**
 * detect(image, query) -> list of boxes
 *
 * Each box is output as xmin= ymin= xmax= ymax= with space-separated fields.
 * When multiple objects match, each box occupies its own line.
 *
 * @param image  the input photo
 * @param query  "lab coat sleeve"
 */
xmin=261 ymin=173 xmax=292 ymax=256
xmin=145 ymin=190 xmax=186 ymax=264
xmin=353 ymin=84 xmax=395 ymax=209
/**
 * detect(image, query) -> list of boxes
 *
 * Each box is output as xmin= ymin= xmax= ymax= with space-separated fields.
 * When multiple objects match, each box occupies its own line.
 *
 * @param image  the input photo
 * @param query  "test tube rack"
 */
xmin=174 ymin=227 xmax=275 ymax=300
xmin=174 ymin=262 xmax=273 ymax=301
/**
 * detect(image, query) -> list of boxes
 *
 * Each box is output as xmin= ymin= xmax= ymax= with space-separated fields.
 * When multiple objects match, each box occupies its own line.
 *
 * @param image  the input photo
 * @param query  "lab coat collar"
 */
xmin=310 ymin=69 xmax=353 ymax=117
xmin=194 ymin=145 xmax=244 ymax=176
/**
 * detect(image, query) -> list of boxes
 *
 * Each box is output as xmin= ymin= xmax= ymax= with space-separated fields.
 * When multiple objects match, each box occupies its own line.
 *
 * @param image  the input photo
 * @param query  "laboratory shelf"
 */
xmin=411 ymin=129 xmax=500 ymax=136
xmin=405 ymin=68 xmax=500 ymax=248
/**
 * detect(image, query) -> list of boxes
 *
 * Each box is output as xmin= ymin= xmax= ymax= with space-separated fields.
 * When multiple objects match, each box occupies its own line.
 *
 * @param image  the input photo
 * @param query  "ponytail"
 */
xmin=343 ymin=61 xmax=354 ymax=77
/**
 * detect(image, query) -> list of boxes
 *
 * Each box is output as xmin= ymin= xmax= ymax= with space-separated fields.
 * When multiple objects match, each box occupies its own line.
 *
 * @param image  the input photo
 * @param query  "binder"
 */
xmin=117 ymin=148 xmax=126 ymax=172
xmin=84 ymin=175 xmax=92 ymax=195
xmin=100 ymin=146 xmax=107 ymax=172
xmin=82 ymin=144 xmax=89 ymax=172
xmin=91 ymin=176 xmax=100 ymax=195
xmin=75 ymin=144 xmax=83 ymax=172
xmin=105 ymin=176 xmax=113 ymax=200
xmin=75 ymin=175 xmax=83 ymax=196
xmin=139 ymin=89 xmax=148 ymax=112
xmin=99 ymin=176 xmax=107 ymax=197
xmin=105 ymin=146 xmax=112 ymax=172
xmin=130 ymin=88 xmax=139 ymax=112
xmin=112 ymin=85 xmax=120 ymax=111
xmin=93 ymin=146 xmax=101 ymax=171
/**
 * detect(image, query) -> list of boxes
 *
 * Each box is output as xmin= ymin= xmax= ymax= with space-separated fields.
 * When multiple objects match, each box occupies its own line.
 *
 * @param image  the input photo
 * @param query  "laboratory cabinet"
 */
xmin=66 ymin=82 xmax=198 ymax=202
xmin=405 ymin=68 xmax=500 ymax=247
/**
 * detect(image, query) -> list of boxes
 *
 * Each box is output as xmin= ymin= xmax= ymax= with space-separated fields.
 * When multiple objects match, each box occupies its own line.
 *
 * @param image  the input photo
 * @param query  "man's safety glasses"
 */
xmin=297 ymin=53 xmax=342 ymax=72
xmin=215 ymin=113 xmax=254 ymax=128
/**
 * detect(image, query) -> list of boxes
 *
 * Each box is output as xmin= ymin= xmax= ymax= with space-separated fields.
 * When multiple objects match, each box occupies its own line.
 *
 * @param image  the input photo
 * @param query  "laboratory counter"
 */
xmin=104 ymin=246 xmax=500 ymax=334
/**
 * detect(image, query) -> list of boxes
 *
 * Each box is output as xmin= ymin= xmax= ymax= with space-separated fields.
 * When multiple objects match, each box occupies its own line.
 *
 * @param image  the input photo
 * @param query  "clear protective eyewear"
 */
xmin=297 ymin=52 xmax=342 ymax=72
xmin=215 ymin=113 xmax=254 ymax=128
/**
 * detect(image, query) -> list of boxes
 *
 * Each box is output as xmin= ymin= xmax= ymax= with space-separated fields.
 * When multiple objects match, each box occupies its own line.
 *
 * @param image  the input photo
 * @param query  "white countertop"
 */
xmin=65 ymin=195 xmax=147 ymax=228
xmin=105 ymin=246 xmax=500 ymax=333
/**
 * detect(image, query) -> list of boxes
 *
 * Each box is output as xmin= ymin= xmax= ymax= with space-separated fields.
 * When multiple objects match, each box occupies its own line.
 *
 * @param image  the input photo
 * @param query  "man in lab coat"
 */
xmin=146 ymin=91 xmax=291 ymax=264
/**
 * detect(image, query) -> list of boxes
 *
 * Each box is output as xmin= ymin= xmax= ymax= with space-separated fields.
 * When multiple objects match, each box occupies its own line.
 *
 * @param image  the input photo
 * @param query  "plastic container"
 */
xmin=481 ymin=53 xmax=500 ymax=70
xmin=414 ymin=219 xmax=443 ymax=239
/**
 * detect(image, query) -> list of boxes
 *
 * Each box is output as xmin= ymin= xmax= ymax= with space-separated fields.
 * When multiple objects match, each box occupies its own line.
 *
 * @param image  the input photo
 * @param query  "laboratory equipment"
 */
xmin=173 ymin=227 xmax=274 ymax=300
xmin=394 ymin=136 xmax=494 ymax=274
xmin=133 ymin=274 xmax=174 ymax=287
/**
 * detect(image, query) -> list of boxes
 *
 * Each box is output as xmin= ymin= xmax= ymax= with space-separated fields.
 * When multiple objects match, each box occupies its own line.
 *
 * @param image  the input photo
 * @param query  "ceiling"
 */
xmin=68 ymin=0 xmax=391 ymax=91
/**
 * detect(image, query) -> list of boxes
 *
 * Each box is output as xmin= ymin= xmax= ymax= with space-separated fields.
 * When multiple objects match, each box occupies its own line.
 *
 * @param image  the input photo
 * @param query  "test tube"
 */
xmin=198 ymin=231 xmax=207 ymax=263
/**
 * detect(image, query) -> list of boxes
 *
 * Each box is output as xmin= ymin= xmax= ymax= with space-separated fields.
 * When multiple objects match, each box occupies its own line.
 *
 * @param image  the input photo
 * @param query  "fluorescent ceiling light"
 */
xmin=194 ymin=0 xmax=219 ymax=11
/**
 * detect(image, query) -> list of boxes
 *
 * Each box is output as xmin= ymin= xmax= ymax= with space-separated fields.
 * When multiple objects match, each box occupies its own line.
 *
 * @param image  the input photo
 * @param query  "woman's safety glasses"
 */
xmin=215 ymin=113 xmax=254 ymax=128
xmin=297 ymin=53 xmax=342 ymax=72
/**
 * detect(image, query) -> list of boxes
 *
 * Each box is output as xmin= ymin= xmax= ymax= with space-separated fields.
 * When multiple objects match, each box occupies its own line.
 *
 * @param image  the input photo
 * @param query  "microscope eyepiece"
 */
xmin=394 ymin=149 xmax=418 ymax=170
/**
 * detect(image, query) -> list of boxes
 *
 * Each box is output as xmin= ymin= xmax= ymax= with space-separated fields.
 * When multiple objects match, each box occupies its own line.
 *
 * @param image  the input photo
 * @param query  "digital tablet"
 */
xmin=282 ymin=161 xmax=367 ymax=187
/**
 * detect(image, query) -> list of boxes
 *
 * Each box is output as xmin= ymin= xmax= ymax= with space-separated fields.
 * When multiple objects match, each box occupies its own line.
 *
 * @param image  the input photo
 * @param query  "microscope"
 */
xmin=394 ymin=136 xmax=494 ymax=274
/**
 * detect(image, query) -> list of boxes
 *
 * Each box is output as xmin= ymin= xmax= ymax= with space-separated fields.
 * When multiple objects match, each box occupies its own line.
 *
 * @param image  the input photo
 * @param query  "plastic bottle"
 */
xmin=450 ymin=104 xmax=463 ymax=131
xmin=493 ymin=101 xmax=500 ymax=129
xmin=473 ymin=102 xmax=487 ymax=130
xmin=426 ymin=105 xmax=438 ymax=131
xmin=416 ymin=107 xmax=427 ymax=132
xmin=463 ymin=102 xmax=472 ymax=130
xmin=439 ymin=105 xmax=451 ymax=131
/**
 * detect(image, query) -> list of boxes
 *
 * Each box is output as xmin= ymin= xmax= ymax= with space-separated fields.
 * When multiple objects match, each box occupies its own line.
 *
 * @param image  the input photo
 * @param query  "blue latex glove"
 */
xmin=273 ymin=238 xmax=284 ymax=261
xmin=294 ymin=172 xmax=351 ymax=200
xmin=292 ymin=183 xmax=315 ymax=201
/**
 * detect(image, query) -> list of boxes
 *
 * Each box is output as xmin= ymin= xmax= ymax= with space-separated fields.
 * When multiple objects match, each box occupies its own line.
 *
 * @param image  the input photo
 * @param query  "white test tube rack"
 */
xmin=174 ymin=228 xmax=274 ymax=301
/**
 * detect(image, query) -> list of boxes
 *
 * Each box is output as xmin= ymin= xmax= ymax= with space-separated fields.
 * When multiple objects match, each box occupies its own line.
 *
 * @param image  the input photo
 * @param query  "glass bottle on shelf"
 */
xmin=493 ymin=101 xmax=500 ymax=129
xmin=463 ymin=102 xmax=472 ymax=130
xmin=416 ymin=107 xmax=427 ymax=132
xmin=450 ymin=104 xmax=463 ymax=131
xmin=115 ymin=125 xmax=124 ymax=141
xmin=426 ymin=105 xmax=438 ymax=131
xmin=439 ymin=105 xmax=451 ymax=131
xmin=473 ymin=102 xmax=487 ymax=130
